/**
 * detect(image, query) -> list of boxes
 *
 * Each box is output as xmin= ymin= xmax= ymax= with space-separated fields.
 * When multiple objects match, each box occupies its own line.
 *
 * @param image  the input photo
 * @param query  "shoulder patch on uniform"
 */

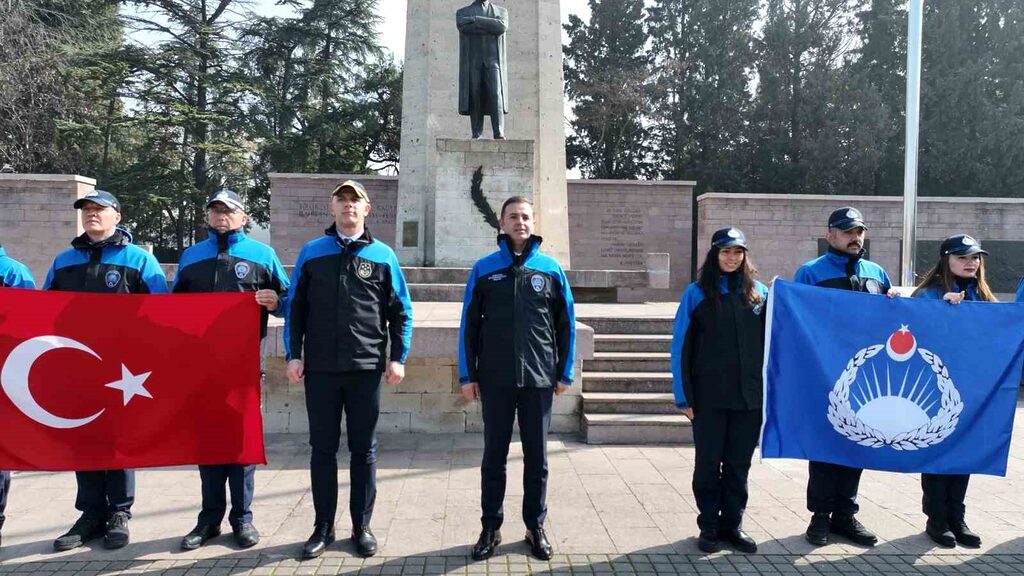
xmin=357 ymin=260 xmax=373 ymax=279
xmin=530 ymin=274 xmax=545 ymax=293
xmin=234 ymin=261 xmax=251 ymax=279
xmin=105 ymin=270 xmax=121 ymax=288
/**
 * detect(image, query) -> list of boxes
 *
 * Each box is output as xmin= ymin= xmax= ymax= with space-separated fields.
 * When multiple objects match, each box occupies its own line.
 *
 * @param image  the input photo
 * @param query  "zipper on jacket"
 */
xmin=512 ymin=262 xmax=523 ymax=387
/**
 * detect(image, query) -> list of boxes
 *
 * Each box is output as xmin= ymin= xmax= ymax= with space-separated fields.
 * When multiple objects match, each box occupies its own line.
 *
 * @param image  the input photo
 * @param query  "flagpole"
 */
xmin=901 ymin=0 xmax=925 ymax=287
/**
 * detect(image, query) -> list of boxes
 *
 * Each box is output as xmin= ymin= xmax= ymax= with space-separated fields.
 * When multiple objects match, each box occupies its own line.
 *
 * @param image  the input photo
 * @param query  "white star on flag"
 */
xmin=105 ymin=365 xmax=154 ymax=406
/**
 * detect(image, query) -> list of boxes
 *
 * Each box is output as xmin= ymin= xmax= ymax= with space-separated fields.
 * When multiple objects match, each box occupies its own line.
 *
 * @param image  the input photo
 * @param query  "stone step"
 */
xmin=581 ymin=372 xmax=672 ymax=393
xmin=593 ymin=334 xmax=672 ymax=353
xmin=409 ymin=283 xmax=464 ymax=302
xmin=404 ymin=267 xmax=471 ymax=285
xmin=401 ymin=268 xmax=652 ymax=289
xmin=578 ymin=317 xmax=674 ymax=335
xmin=582 ymin=413 xmax=693 ymax=444
xmin=586 ymin=352 xmax=670 ymax=373
xmin=582 ymin=392 xmax=678 ymax=415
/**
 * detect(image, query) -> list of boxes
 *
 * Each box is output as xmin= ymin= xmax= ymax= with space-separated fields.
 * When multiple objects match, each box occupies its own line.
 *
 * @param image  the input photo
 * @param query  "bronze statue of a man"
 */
xmin=456 ymin=0 xmax=508 ymax=139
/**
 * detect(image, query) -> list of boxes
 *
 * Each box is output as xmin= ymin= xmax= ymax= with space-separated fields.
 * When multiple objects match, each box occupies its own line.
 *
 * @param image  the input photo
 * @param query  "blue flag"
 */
xmin=761 ymin=279 xmax=1024 ymax=476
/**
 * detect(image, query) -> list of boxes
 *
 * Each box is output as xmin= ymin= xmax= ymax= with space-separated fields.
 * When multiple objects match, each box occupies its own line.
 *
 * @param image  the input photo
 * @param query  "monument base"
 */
xmin=431 ymin=138 xmax=534 ymax=266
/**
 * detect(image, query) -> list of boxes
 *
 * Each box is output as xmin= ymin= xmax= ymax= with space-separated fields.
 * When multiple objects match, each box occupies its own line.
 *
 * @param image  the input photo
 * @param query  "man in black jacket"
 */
xmin=458 ymin=196 xmax=576 ymax=561
xmin=285 ymin=180 xmax=412 ymax=559
xmin=174 ymin=190 xmax=290 ymax=550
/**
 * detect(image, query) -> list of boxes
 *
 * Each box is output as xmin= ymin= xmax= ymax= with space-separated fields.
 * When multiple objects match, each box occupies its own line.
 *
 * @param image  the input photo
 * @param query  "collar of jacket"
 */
xmin=718 ymin=272 xmax=742 ymax=294
xmin=71 ymin=227 xmax=132 ymax=251
xmin=954 ymin=277 xmax=980 ymax=299
xmin=497 ymin=234 xmax=542 ymax=264
xmin=826 ymin=245 xmax=865 ymax=277
xmin=324 ymin=223 xmax=374 ymax=248
xmin=209 ymin=228 xmax=246 ymax=250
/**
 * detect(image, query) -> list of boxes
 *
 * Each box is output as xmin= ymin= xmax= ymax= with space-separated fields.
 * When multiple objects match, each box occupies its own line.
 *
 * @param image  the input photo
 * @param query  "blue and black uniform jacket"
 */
xmin=174 ymin=229 xmax=290 ymax=339
xmin=44 ymin=229 xmax=168 ymax=294
xmin=670 ymin=275 xmax=769 ymax=410
xmin=0 ymin=247 xmax=36 ymax=289
xmin=793 ymin=247 xmax=892 ymax=294
xmin=458 ymin=235 xmax=576 ymax=389
xmin=915 ymin=279 xmax=982 ymax=302
xmin=285 ymin=225 xmax=412 ymax=372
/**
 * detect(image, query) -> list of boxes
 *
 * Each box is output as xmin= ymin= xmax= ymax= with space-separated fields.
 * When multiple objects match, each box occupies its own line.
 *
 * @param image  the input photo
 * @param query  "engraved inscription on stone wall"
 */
xmin=598 ymin=206 xmax=646 ymax=268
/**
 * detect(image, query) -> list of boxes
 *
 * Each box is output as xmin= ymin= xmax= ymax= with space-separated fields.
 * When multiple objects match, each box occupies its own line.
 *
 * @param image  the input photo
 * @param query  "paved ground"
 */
xmin=3 ymin=407 xmax=1024 ymax=574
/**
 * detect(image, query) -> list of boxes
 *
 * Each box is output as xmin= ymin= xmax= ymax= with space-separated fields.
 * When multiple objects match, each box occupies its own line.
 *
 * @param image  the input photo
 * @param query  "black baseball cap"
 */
xmin=940 ymin=234 xmax=988 ymax=257
xmin=74 ymin=190 xmax=121 ymax=212
xmin=828 ymin=207 xmax=867 ymax=230
xmin=711 ymin=227 xmax=748 ymax=250
xmin=206 ymin=189 xmax=245 ymax=212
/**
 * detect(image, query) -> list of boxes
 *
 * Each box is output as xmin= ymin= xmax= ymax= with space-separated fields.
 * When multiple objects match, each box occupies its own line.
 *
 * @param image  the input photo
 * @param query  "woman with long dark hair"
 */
xmin=670 ymin=227 xmax=768 ymax=554
xmin=911 ymin=234 xmax=995 ymax=548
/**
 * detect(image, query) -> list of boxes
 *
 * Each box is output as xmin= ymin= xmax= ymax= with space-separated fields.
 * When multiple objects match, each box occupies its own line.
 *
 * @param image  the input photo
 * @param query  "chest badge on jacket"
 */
xmin=357 ymin=261 xmax=373 ymax=279
xmin=234 ymin=262 xmax=251 ymax=279
xmin=530 ymin=274 xmax=545 ymax=293
xmin=105 ymin=270 xmax=121 ymax=288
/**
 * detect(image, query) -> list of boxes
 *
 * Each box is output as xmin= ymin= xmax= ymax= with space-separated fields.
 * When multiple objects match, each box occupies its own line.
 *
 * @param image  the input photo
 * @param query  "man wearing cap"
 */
xmin=173 ymin=190 xmax=290 ymax=551
xmin=0 ymin=246 xmax=36 ymax=550
xmin=45 ymin=190 xmax=168 ymax=551
xmin=458 ymin=196 xmax=576 ymax=561
xmin=285 ymin=180 xmax=413 ymax=559
xmin=794 ymin=206 xmax=897 ymax=548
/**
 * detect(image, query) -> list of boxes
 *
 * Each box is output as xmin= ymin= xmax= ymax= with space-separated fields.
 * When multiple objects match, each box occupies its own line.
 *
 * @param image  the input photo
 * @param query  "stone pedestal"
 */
xmin=432 ymin=138 xmax=533 ymax=266
xmin=395 ymin=0 xmax=569 ymax=267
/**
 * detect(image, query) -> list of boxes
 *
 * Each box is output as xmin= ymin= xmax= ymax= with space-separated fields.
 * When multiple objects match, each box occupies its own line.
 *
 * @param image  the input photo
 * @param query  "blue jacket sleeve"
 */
xmin=267 ymin=250 xmax=291 ymax=319
xmin=792 ymin=265 xmax=813 ymax=285
xmin=386 ymin=253 xmax=413 ymax=363
xmin=555 ymin=266 xmax=577 ymax=385
xmin=458 ymin=264 xmax=480 ymax=385
xmin=284 ymin=246 xmax=309 ymax=362
xmin=141 ymin=252 xmax=169 ymax=294
xmin=43 ymin=262 xmax=56 ymax=290
xmin=1016 ymin=278 xmax=1024 ymax=303
xmin=4 ymin=263 xmax=36 ymax=289
xmin=671 ymin=284 xmax=704 ymax=409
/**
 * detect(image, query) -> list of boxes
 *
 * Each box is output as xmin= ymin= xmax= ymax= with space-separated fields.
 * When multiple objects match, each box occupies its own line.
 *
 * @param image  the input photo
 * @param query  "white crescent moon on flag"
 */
xmin=1 ymin=335 xmax=105 ymax=429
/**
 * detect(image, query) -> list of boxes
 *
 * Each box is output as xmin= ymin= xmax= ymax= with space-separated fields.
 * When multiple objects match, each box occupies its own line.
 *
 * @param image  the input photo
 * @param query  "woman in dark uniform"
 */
xmin=912 ymin=233 xmax=996 ymax=548
xmin=670 ymin=227 xmax=768 ymax=554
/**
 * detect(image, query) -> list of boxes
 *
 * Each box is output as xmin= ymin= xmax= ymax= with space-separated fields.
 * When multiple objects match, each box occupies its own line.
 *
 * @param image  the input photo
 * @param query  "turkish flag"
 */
xmin=0 ymin=288 xmax=266 ymax=470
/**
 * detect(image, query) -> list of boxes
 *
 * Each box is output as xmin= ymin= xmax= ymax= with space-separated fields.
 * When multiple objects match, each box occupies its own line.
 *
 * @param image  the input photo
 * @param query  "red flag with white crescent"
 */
xmin=0 ymin=288 xmax=265 ymax=470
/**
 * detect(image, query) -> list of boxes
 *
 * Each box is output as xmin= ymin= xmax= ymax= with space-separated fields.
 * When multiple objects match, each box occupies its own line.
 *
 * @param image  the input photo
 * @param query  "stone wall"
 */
xmin=697 ymin=193 xmax=1024 ymax=292
xmin=0 ymin=175 xmax=94 ymax=280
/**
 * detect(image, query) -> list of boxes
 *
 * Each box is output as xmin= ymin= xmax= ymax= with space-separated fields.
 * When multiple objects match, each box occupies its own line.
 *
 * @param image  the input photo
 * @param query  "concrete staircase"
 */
xmin=580 ymin=317 xmax=693 ymax=444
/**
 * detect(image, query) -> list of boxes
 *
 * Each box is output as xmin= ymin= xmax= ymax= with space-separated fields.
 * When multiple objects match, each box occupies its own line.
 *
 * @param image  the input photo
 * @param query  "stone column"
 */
xmin=0 ymin=174 xmax=95 ymax=280
xmin=395 ymin=0 xmax=570 ymax=267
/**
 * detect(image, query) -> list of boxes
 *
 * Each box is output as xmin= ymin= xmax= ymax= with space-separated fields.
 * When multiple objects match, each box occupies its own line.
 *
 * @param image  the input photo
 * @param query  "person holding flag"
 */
xmin=44 ymin=190 xmax=168 ymax=551
xmin=911 ymin=233 xmax=993 ymax=548
xmin=793 ymin=206 xmax=898 ymax=548
xmin=670 ymin=227 xmax=767 ymax=554
xmin=173 ymin=190 xmax=290 ymax=551
xmin=0 ymin=246 xmax=36 ymax=549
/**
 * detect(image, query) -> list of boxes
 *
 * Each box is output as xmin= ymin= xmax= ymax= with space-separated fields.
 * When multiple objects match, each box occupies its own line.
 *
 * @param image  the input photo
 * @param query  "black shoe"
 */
xmin=103 ymin=512 xmax=130 ymax=550
xmin=950 ymin=520 xmax=981 ymax=548
xmin=697 ymin=530 xmax=721 ymax=553
xmin=926 ymin=519 xmax=956 ymax=547
xmin=719 ymin=528 xmax=757 ymax=553
xmin=54 ymin=513 xmax=106 ymax=551
xmin=233 ymin=522 xmax=260 ymax=548
xmin=830 ymin=514 xmax=877 ymax=546
xmin=180 ymin=523 xmax=221 ymax=550
xmin=805 ymin=513 xmax=830 ymax=546
xmin=301 ymin=523 xmax=335 ymax=559
xmin=525 ymin=527 xmax=553 ymax=561
xmin=471 ymin=528 xmax=501 ymax=561
xmin=352 ymin=526 xmax=377 ymax=557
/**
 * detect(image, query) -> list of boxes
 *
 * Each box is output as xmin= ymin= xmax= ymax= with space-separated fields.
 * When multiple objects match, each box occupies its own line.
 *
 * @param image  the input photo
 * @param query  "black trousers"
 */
xmin=807 ymin=461 xmax=862 ymax=515
xmin=75 ymin=470 xmax=135 ymax=518
xmin=198 ymin=464 xmax=256 ymax=527
xmin=480 ymin=385 xmax=553 ymax=530
xmin=691 ymin=407 xmax=761 ymax=532
xmin=469 ymin=65 xmax=504 ymax=138
xmin=304 ymin=370 xmax=382 ymax=529
xmin=0 ymin=470 xmax=9 ymax=529
xmin=921 ymin=474 xmax=970 ymax=524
